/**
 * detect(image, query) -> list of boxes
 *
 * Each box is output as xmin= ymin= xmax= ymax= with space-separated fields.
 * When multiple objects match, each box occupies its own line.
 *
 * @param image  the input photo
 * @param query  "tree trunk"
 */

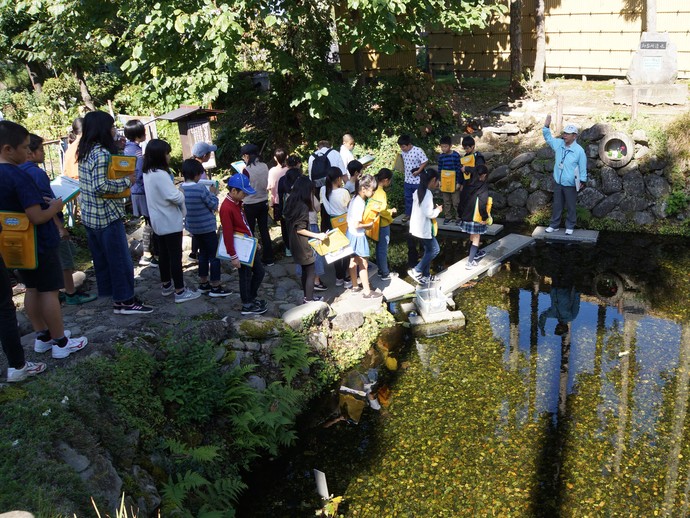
xmin=646 ymin=0 xmax=657 ymax=33
xmin=533 ymin=0 xmax=546 ymax=82
xmin=74 ymin=66 xmax=96 ymax=111
xmin=509 ymin=0 xmax=524 ymax=94
xmin=25 ymin=62 xmax=44 ymax=94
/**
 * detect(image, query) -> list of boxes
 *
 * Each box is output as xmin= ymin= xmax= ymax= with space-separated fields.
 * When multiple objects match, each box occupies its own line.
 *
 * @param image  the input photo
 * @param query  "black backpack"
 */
xmin=311 ymin=148 xmax=333 ymax=187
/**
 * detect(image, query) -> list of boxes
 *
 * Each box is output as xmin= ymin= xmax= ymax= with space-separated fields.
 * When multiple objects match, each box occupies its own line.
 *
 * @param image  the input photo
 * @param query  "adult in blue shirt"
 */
xmin=542 ymin=114 xmax=587 ymax=235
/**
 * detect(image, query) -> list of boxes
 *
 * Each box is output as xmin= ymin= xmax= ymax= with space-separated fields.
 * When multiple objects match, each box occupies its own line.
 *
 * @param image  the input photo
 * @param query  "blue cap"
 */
xmin=192 ymin=141 xmax=217 ymax=157
xmin=227 ymin=173 xmax=256 ymax=195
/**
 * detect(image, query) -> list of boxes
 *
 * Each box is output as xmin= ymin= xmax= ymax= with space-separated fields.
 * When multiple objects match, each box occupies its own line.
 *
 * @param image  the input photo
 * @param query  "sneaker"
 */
xmin=335 ymin=278 xmax=344 ymax=287
xmin=35 ymin=330 xmax=71 ymax=353
xmin=209 ymin=286 xmax=232 ymax=297
xmin=379 ymin=272 xmax=399 ymax=281
xmin=545 ymin=226 xmax=559 ymax=233
xmin=443 ymin=218 xmax=452 ymax=225
xmin=419 ymin=275 xmax=439 ymax=285
xmin=241 ymin=302 xmax=268 ymax=315
xmin=407 ymin=268 xmax=422 ymax=281
xmin=456 ymin=219 xmax=463 ymax=226
xmin=149 ymin=257 xmax=159 ymax=267
xmin=161 ymin=282 xmax=175 ymax=296
xmin=52 ymin=336 xmax=88 ymax=359
xmin=138 ymin=255 xmax=153 ymax=266
xmin=188 ymin=252 xmax=198 ymax=261
xmin=197 ymin=282 xmax=213 ymax=293
xmin=264 ymin=262 xmax=275 ymax=267
xmin=343 ymin=280 xmax=353 ymax=289
xmin=465 ymin=260 xmax=478 ymax=270
xmin=401 ymin=215 xmax=410 ymax=223
xmin=254 ymin=299 xmax=268 ymax=309
xmin=565 ymin=228 xmax=574 ymax=235
xmin=285 ymin=249 xmax=292 ymax=257
xmin=7 ymin=361 xmax=47 ymax=382
xmin=363 ymin=291 xmax=383 ymax=299
xmin=313 ymin=282 xmax=328 ymax=291
xmin=175 ymin=288 xmax=201 ymax=304
xmin=368 ymin=396 xmax=382 ymax=411
xmin=303 ymin=296 xmax=324 ymax=304
xmin=65 ymin=291 xmax=97 ymax=305
xmin=475 ymin=249 xmax=487 ymax=260
xmin=117 ymin=298 xmax=154 ymax=315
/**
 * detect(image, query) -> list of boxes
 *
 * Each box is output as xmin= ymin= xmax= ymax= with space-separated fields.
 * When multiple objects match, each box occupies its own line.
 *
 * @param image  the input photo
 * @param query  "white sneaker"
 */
xmin=368 ymin=397 xmax=382 ymax=411
xmin=175 ymin=287 xmax=201 ymax=304
xmin=52 ymin=336 xmax=88 ymax=359
xmin=343 ymin=280 xmax=353 ymax=289
xmin=335 ymin=278 xmax=344 ymax=287
xmin=465 ymin=260 xmax=478 ymax=270
xmin=545 ymin=226 xmax=559 ymax=233
xmin=565 ymin=228 xmax=574 ymax=235
xmin=7 ymin=361 xmax=47 ymax=382
xmin=35 ymin=329 xmax=71 ymax=353
xmin=161 ymin=282 xmax=175 ymax=296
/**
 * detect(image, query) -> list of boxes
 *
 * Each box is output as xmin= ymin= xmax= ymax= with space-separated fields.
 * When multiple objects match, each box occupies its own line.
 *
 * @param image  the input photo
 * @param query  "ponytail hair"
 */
xmin=375 ymin=167 xmax=393 ymax=183
xmin=325 ymin=166 xmax=343 ymax=202
xmin=417 ymin=169 xmax=439 ymax=203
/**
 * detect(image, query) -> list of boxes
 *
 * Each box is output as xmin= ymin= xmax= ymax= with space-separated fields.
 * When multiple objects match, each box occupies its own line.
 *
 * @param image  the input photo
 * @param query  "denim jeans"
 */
xmin=404 ymin=182 xmax=418 ymax=216
xmin=85 ymin=220 xmax=134 ymax=302
xmin=375 ymin=224 xmax=391 ymax=276
xmin=195 ymin=231 xmax=221 ymax=282
xmin=415 ymin=237 xmax=440 ymax=277
xmin=0 ymin=256 xmax=24 ymax=368
xmin=238 ymin=257 xmax=265 ymax=304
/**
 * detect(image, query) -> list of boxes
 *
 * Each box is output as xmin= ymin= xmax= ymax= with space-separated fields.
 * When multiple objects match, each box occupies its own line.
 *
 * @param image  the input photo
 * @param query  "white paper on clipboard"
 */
xmin=217 ymin=232 xmax=258 ymax=266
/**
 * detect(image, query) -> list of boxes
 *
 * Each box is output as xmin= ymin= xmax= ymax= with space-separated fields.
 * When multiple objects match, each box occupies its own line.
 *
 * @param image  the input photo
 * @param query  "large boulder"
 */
xmin=645 ymin=174 xmax=671 ymax=198
xmin=600 ymin=166 xmax=623 ymax=194
xmin=618 ymin=162 xmax=640 ymax=176
xmin=623 ymin=171 xmax=645 ymax=196
xmin=489 ymin=190 xmax=507 ymax=209
xmin=580 ymin=123 xmax=612 ymax=142
xmin=504 ymin=206 xmax=529 ymax=222
xmin=331 ymin=311 xmax=365 ymax=331
xmin=578 ymin=187 xmax=605 ymax=210
xmin=536 ymin=146 xmax=555 ymax=159
xmin=488 ymin=164 xmax=510 ymax=183
xmin=592 ymin=192 xmax=625 ymax=218
xmin=526 ymin=190 xmax=551 ymax=213
xmin=507 ymin=188 xmax=529 ymax=207
xmin=634 ymin=211 xmax=655 ymax=225
xmin=619 ymin=196 xmax=649 ymax=212
xmin=509 ymin=152 xmax=535 ymax=170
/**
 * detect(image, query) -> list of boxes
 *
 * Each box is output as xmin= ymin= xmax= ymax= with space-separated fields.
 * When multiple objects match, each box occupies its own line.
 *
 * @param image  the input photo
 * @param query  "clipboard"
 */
xmin=50 ymin=175 xmax=81 ymax=203
xmin=231 ymin=160 xmax=246 ymax=174
xmin=217 ymin=232 xmax=258 ymax=266
xmin=308 ymin=228 xmax=353 ymax=264
xmin=104 ymin=155 xmax=136 ymax=199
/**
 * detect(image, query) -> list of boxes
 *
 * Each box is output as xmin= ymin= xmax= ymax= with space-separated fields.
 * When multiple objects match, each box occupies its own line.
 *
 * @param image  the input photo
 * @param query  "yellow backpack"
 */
xmin=103 ymin=155 xmax=136 ymax=199
xmin=0 ymin=211 xmax=37 ymax=269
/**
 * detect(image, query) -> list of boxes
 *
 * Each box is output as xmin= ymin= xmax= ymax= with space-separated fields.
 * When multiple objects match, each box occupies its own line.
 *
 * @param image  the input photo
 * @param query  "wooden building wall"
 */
xmin=429 ymin=0 xmax=690 ymax=79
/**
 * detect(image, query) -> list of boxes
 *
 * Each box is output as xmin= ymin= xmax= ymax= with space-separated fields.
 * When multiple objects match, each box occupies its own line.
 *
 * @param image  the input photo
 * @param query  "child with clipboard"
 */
xmin=219 ymin=174 xmax=267 ymax=315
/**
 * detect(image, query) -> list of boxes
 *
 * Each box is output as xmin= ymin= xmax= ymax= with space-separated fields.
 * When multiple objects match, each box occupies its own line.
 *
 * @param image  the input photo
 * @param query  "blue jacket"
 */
xmin=542 ymin=128 xmax=588 ymax=187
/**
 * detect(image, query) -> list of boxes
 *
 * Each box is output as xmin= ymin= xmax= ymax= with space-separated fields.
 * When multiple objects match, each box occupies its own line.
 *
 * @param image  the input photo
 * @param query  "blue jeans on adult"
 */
xmin=414 ymin=237 xmax=440 ymax=277
xmin=404 ymin=182 xmax=418 ymax=216
xmin=195 ymin=231 xmax=221 ymax=282
xmin=375 ymin=224 xmax=391 ymax=277
xmin=85 ymin=220 xmax=134 ymax=303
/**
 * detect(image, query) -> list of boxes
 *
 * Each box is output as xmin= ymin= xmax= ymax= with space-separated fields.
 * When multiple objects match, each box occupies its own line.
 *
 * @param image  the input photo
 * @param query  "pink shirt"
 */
xmin=267 ymin=165 xmax=288 ymax=205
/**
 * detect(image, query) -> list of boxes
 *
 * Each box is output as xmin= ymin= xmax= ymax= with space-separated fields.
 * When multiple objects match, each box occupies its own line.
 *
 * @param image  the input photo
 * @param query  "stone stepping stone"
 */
xmin=531 ymin=226 xmax=599 ymax=243
xmin=391 ymin=215 xmax=504 ymax=236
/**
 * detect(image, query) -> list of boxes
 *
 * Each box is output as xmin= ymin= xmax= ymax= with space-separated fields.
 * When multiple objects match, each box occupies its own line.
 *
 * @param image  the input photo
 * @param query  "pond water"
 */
xmin=240 ymin=230 xmax=690 ymax=517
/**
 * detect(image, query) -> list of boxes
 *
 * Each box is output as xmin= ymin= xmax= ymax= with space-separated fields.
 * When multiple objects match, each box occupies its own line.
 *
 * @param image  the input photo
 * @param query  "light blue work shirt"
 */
xmin=542 ymin=127 xmax=588 ymax=187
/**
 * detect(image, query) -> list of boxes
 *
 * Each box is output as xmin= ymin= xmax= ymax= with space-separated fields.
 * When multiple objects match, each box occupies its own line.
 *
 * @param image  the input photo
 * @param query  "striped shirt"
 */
xmin=181 ymin=182 xmax=218 ymax=235
xmin=78 ymin=144 xmax=130 ymax=229
xmin=437 ymin=151 xmax=462 ymax=184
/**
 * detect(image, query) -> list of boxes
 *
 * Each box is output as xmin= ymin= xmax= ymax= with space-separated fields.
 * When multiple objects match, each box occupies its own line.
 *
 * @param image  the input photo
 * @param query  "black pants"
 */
xmin=0 ymin=256 xmax=24 ymax=368
xmin=301 ymin=262 xmax=315 ymax=300
xmin=238 ymin=257 xmax=265 ymax=305
xmin=158 ymin=231 xmax=184 ymax=289
xmin=244 ymin=201 xmax=274 ymax=264
xmin=273 ymin=204 xmax=289 ymax=251
xmin=142 ymin=216 xmax=159 ymax=257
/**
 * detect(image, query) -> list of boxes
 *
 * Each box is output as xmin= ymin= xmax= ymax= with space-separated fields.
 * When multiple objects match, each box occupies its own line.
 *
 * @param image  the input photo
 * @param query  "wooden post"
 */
xmin=631 ymin=87 xmax=639 ymax=120
xmin=556 ymin=95 xmax=564 ymax=134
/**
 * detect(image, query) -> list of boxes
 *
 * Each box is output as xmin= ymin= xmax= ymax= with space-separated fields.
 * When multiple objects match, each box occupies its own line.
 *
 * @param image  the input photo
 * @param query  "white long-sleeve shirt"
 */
xmin=143 ymin=169 xmax=186 ymax=235
xmin=409 ymin=189 xmax=441 ymax=239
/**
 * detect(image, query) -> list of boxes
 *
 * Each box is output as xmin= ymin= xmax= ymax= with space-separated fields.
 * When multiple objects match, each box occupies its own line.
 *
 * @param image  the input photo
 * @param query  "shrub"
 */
xmin=665 ymin=190 xmax=689 ymax=217
xmin=665 ymin=112 xmax=690 ymax=186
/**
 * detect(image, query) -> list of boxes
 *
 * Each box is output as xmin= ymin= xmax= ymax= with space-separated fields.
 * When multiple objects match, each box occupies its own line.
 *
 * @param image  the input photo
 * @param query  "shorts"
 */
xmin=346 ymin=232 xmax=370 ymax=258
xmin=17 ymin=247 xmax=64 ymax=292
xmin=58 ymin=238 xmax=77 ymax=270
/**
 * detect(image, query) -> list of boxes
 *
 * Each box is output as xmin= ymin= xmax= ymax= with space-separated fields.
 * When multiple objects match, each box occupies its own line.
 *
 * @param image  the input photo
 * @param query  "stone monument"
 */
xmin=615 ymin=32 xmax=688 ymax=106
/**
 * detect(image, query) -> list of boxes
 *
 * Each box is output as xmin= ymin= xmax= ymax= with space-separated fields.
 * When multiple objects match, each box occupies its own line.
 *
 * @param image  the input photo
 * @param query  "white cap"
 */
xmin=563 ymin=124 xmax=579 ymax=134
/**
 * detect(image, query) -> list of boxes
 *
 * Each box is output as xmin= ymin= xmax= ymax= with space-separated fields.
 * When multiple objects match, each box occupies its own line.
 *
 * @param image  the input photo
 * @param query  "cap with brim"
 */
xmin=227 ymin=173 xmax=256 ymax=195
xmin=240 ymin=143 xmax=259 ymax=156
xmin=563 ymin=124 xmax=579 ymax=134
xmin=192 ymin=141 xmax=217 ymax=157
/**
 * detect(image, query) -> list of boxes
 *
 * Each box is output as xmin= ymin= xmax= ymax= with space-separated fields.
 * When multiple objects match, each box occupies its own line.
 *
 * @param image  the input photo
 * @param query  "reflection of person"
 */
xmin=539 ymin=287 xmax=581 ymax=336
xmin=542 ymin=114 xmax=587 ymax=235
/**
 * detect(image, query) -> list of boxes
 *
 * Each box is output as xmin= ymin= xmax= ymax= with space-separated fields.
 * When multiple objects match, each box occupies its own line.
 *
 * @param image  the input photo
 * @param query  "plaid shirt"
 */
xmin=78 ymin=144 xmax=130 ymax=229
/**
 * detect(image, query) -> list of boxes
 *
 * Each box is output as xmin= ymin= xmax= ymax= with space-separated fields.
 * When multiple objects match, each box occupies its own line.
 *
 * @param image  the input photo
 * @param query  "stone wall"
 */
xmin=481 ymin=123 xmax=673 ymax=226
